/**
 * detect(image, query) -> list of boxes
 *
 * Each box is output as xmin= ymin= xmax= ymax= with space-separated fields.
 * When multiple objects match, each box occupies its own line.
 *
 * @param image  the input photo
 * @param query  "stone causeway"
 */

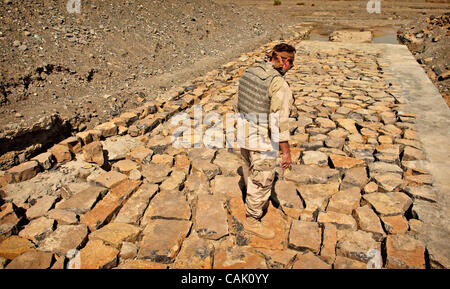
xmin=1 ymin=28 xmax=449 ymax=269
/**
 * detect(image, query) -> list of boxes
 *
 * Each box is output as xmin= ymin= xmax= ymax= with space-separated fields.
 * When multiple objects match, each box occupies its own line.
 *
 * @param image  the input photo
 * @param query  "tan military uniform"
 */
xmin=236 ymin=61 xmax=293 ymax=219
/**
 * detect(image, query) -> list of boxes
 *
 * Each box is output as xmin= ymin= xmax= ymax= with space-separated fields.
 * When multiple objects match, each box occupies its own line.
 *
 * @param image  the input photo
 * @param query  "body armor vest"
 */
xmin=237 ymin=61 xmax=281 ymax=115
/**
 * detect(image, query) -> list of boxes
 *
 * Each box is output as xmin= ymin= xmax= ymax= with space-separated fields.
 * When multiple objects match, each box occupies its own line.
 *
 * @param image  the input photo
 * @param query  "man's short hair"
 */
xmin=267 ymin=43 xmax=296 ymax=61
xmin=272 ymin=43 xmax=296 ymax=54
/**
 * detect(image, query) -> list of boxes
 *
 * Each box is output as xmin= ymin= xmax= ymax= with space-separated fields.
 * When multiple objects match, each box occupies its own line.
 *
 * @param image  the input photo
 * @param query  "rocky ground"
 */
xmin=397 ymin=13 xmax=450 ymax=106
xmin=1 ymin=0 xmax=450 ymax=172
xmin=0 ymin=34 xmax=447 ymax=269
xmin=0 ymin=0 xmax=449 ymax=270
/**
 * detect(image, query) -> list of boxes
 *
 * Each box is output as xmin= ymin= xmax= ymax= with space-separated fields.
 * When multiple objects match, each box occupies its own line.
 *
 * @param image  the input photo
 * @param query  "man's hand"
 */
xmin=281 ymin=151 xmax=292 ymax=169
xmin=279 ymin=141 xmax=291 ymax=169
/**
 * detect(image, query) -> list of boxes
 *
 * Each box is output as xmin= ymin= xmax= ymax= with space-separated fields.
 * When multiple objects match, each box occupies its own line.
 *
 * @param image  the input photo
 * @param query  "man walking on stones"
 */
xmin=236 ymin=43 xmax=295 ymax=239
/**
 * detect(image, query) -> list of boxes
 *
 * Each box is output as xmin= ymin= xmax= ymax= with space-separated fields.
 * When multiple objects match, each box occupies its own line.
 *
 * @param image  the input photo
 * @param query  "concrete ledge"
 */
xmin=382 ymin=43 xmax=450 ymax=268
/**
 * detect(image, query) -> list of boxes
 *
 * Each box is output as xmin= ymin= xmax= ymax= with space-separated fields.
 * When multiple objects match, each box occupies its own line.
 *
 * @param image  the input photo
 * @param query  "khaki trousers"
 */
xmin=240 ymin=148 xmax=277 ymax=219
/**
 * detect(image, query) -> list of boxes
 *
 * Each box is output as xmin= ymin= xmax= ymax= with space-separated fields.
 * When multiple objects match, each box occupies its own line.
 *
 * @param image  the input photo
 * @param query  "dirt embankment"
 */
xmin=0 ymin=0 xmax=299 ymax=170
xmin=397 ymin=13 xmax=450 ymax=106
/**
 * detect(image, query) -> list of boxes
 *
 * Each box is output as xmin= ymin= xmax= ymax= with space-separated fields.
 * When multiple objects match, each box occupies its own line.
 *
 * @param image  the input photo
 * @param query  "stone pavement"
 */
xmin=1 ymin=32 xmax=449 ymax=269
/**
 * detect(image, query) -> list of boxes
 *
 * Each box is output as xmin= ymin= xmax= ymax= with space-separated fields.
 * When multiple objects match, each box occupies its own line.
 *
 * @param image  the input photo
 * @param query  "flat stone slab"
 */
xmin=146 ymin=134 xmax=172 ymax=154
xmin=90 ymin=171 xmax=128 ymax=189
xmin=403 ymin=186 xmax=438 ymax=203
xmin=126 ymin=146 xmax=154 ymax=165
xmin=174 ymin=154 xmax=190 ymax=173
xmin=79 ymin=180 xmax=141 ymax=231
xmin=0 ymin=200 xmax=21 ymax=216
xmin=159 ymin=169 xmax=186 ymax=192
xmin=211 ymin=175 xmax=242 ymax=200
xmin=140 ymin=163 xmax=172 ymax=184
xmin=46 ymin=209 xmax=78 ymax=225
xmin=254 ymin=248 xmax=298 ymax=269
xmin=112 ymin=159 xmax=140 ymax=175
xmin=38 ymin=224 xmax=88 ymax=256
xmin=288 ymin=220 xmax=321 ymax=254
xmin=141 ymin=190 xmax=191 ymax=225
xmin=381 ymin=215 xmax=409 ymax=235
xmin=83 ymin=141 xmax=105 ymax=166
xmin=31 ymin=152 xmax=54 ymax=170
xmin=336 ymin=230 xmax=381 ymax=264
xmin=50 ymin=144 xmax=73 ymax=163
xmin=172 ymin=234 xmax=215 ymax=269
xmin=191 ymin=159 xmax=221 ymax=180
xmin=79 ymin=239 xmax=119 ymax=269
xmin=115 ymin=183 xmax=158 ymax=225
xmin=318 ymin=211 xmax=358 ymax=230
xmin=195 ymin=194 xmax=228 ymax=240
xmin=18 ymin=217 xmax=55 ymax=243
xmin=5 ymin=161 xmax=40 ymax=184
xmin=353 ymin=205 xmax=386 ymax=241
xmin=5 ymin=250 xmax=53 ymax=269
xmin=88 ymin=222 xmax=141 ymax=249
xmin=369 ymin=162 xmax=403 ymax=175
xmin=326 ymin=187 xmax=361 ymax=215
xmin=187 ymin=148 xmax=217 ymax=162
xmin=26 ymin=195 xmax=59 ymax=220
xmin=363 ymin=192 xmax=413 ymax=216
xmin=213 ymin=242 xmax=267 ymax=269
xmin=386 ymin=234 xmax=425 ymax=269
xmin=301 ymin=151 xmax=328 ymax=166
xmin=372 ymin=173 xmax=404 ymax=192
xmin=138 ymin=219 xmax=192 ymax=263
xmin=56 ymin=186 xmax=107 ymax=214
xmin=320 ymin=223 xmax=337 ymax=264
xmin=184 ymin=173 xmax=210 ymax=202
xmin=334 ymin=255 xmax=368 ymax=269
xmin=213 ymin=150 xmax=241 ymax=176
xmin=341 ymin=166 xmax=369 ymax=190
xmin=329 ymin=154 xmax=365 ymax=170
xmin=292 ymin=251 xmax=331 ymax=269
xmin=102 ymin=135 xmax=141 ymax=161
xmin=95 ymin=122 xmax=118 ymax=138
xmin=273 ymin=180 xmax=304 ymax=219
xmin=296 ymin=182 xmax=340 ymax=211
xmin=285 ymin=165 xmax=339 ymax=184
xmin=0 ymin=236 xmax=35 ymax=260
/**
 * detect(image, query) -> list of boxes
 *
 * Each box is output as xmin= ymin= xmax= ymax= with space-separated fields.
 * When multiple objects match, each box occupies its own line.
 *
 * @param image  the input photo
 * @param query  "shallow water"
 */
xmin=307 ymin=26 xmax=399 ymax=44
xmin=372 ymin=27 xmax=399 ymax=44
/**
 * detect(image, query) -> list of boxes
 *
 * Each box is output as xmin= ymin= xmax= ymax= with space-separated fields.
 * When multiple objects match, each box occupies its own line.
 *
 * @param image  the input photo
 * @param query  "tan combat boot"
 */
xmin=243 ymin=216 xmax=275 ymax=240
